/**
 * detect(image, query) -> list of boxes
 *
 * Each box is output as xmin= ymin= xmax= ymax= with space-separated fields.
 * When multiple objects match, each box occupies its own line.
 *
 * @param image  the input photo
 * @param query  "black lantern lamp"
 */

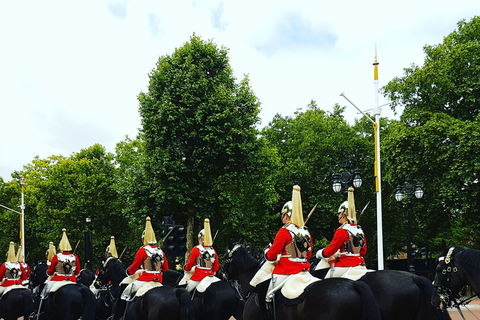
xmin=395 ymin=175 xmax=423 ymax=273
xmin=332 ymin=160 xmax=362 ymax=197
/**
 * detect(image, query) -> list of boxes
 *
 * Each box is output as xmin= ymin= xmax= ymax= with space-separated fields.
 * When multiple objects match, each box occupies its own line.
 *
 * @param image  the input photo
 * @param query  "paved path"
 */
xmin=447 ymin=300 xmax=480 ymax=320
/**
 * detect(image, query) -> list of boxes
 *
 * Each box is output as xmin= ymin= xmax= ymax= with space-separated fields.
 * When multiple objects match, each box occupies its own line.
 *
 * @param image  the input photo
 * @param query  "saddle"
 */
xmin=280 ymin=271 xmax=320 ymax=299
xmin=196 ymin=275 xmax=220 ymax=293
xmin=0 ymin=283 xmax=25 ymax=297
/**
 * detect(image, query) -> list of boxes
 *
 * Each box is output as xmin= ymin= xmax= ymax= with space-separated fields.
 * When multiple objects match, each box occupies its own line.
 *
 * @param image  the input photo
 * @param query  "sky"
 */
xmin=0 ymin=0 xmax=479 ymax=181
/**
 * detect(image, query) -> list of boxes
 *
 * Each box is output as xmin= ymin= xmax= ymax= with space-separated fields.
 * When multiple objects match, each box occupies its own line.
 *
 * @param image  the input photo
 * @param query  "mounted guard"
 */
xmin=112 ymin=217 xmax=168 ymax=320
xmin=0 ymin=242 xmax=28 ymax=297
xmin=182 ymin=218 xmax=220 ymax=293
xmin=254 ymin=185 xmax=313 ymax=320
xmin=16 ymin=246 xmax=30 ymax=286
xmin=315 ymin=187 xmax=371 ymax=280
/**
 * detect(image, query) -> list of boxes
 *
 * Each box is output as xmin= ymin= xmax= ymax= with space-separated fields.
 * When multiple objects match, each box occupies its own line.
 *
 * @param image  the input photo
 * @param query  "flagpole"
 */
xmin=373 ymin=46 xmax=384 ymax=270
xmin=20 ymin=178 xmax=25 ymax=258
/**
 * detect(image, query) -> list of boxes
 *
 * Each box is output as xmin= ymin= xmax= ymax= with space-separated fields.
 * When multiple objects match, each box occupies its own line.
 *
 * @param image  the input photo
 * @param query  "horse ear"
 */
xmin=448 ymin=240 xmax=455 ymax=248
xmin=440 ymin=240 xmax=447 ymax=255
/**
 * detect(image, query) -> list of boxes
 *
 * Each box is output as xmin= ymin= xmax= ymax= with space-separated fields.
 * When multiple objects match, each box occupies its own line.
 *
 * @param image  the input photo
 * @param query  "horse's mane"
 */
xmin=107 ymin=257 xmax=127 ymax=279
xmin=455 ymin=247 xmax=480 ymax=271
xmin=233 ymin=244 xmax=260 ymax=272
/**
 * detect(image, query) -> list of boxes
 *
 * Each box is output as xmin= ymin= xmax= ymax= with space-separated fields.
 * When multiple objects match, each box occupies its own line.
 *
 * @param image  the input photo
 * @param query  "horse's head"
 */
xmin=29 ymin=260 xmax=49 ymax=291
xmin=95 ymin=257 xmax=126 ymax=288
xmin=431 ymin=246 xmax=466 ymax=310
xmin=222 ymin=244 xmax=260 ymax=280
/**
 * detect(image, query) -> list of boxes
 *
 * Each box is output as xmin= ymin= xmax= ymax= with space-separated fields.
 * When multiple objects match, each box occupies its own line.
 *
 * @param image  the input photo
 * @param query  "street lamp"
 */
xmin=332 ymin=160 xmax=362 ymax=199
xmin=395 ymin=174 xmax=423 ymax=272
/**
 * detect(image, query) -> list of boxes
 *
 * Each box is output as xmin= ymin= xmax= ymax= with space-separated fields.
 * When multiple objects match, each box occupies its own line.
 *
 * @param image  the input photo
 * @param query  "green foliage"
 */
xmin=10 ymin=144 xmax=130 ymax=267
xmin=383 ymin=16 xmax=480 ymax=125
xmin=138 ymin=34 xmax=279 ymax=250
xmin=261 ymin=102 xmax=381 ymax=265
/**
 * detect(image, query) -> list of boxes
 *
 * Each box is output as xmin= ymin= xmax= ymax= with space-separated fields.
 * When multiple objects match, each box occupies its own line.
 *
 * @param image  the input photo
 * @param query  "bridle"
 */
xmin=433 ymin=247 xmax=458 ymax=307
xmin=433 ymin=247 xmax=480 ymax=320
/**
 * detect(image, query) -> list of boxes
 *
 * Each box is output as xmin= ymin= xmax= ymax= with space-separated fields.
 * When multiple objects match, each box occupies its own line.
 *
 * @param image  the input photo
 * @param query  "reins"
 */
xmin=434 ymin=247 xmax=480 ymax=320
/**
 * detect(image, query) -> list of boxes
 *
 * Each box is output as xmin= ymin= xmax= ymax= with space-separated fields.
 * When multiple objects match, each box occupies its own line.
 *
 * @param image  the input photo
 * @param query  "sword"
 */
xmin=162 ymin=226 xmax=176 ymax=244
xmin=119 ymin=247 xmax=127 ymax=260
xmin=304 ymin=203 xmax=318 ymax=225
xmin=356 ymin=201 xmax=370 ymax=224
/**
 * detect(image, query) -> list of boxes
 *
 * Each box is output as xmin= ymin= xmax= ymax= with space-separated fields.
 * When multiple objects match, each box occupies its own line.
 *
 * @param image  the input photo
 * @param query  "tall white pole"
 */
xmin=373 ymin=46 xmax=384 ymax=270
xmin=20 ymin=179 xmax=25 ymax=258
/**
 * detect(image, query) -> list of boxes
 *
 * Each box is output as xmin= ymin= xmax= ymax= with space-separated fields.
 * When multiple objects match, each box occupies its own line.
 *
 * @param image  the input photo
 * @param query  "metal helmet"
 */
xmin=16 ymin=246 xmax=24 ymax=263
xmin=143 ymin=217 xmax=157 ymax=245
xmin=106 ymin=236 xmax=118 ymax=258
xmin=198 ymin=229 xmax=204 ymax=240
xmin=6 ymin=242 xmax=16 ymax=263
xmin=203 ymin=219 xmax=213 ymax=247
xmin=47 ymin=242 xmax=56 ymax=262
xmin=58 ymin=228 xmax=72 ymax=252
xmin=281 ymin=201 xmax=293 ymax=221
xmin=338 ymin=187 xmax=357 ymax=224
xmin=290 ymin=185 xmax=305 ymax=227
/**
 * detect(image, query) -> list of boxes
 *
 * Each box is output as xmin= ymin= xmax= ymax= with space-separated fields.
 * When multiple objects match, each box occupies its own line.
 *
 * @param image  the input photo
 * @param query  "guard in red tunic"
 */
xmin=315 ymin=187 xmax=370 ymax=280
xmin=47 ymin=228 xmax=81 ymax=282
xmin=16 ymin=245 xmax=30 ymax=286
xmin=265 ymin=185 xmax=312 ymax=304
xmin=113 ymin=217 xmax=168 ymax=320
xmin=0 ymin=242 xmax=28 ymax=296
xmin=183 ymin=218 xmax=219 ymax=292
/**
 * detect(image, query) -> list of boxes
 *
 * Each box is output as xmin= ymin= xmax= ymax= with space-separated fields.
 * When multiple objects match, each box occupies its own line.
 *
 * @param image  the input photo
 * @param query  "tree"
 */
xmin=383 ymin=16 xmax=480 ymax=125
xmin=138 ymin=34 xmax=278 ymax=253
xmin=381 ymin=16 xmax=480 ymax=251
xmin=14 ymin=144 xmax=129 ymax=266
xmin=261 ymin=102 xmax=380 ymax=266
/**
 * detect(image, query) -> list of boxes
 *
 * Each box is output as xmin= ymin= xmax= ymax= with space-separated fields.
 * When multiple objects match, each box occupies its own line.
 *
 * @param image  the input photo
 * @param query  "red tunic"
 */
xmin=322 ymin=224 xmax=367 ymax=267
xmin=184 ymin=245 xmax=219 ymax=281
xmin=47 ymin=252 xmax=81 ymax=281
xmin=266 ymin=224 xmax=312 ymax=275
xmin=127 ymin=245 xmax=168 ymax=282
xmin=0 ymin=262 xmax=27 ymax=286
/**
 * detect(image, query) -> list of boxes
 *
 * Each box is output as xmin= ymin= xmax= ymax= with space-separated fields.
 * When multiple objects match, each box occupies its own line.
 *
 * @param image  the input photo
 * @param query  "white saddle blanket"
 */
xmin=280 ymin=271 xmax=320 ymax=299
xmin=249 ymin=261 xmax=275 ymax=287
xmin=135 ymin=281 xmax=161 ymax=297
xmin=0 ymin=284 xmax=25 ymax=296
xmin=50 ymin=280 xmax=77 ymax=293
xmin=196 ymin=275 xmax=220 ymax=293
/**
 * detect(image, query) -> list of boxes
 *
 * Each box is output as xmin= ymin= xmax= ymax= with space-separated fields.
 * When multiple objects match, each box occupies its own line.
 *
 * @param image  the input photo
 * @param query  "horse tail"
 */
xmin=79 ymin=284 xmax=97 ymax=320
xmin=412 ymin=276 xmax=452 ymax=320
xmin=352 ymin=280 xmax=381 ymax=320
xmin=174 ymin=287 xmax=194 ymax=320
xmin=22 ymin=289 xmax=35 ymax=319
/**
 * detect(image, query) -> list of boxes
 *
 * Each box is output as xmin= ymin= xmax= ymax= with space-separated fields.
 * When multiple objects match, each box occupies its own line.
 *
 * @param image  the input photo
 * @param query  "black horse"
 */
xmin=29 ymin=261 xmax=96 ymax=320
xmin=77 ymin=268 xmax=96 ymax=287
xmin=96 ymin=257 xmax=194 ymax=320
xmin=0 ymin=286 xmax=35 ymax=320
xmin=310 ymin=257 xmax=450 ymax=320
xmin=223 ymin=244 xmax=381 ymax=320
xmin=431 ymin=244 xmax=480 ymax=316
xmin=190 ymin=277 xmax=244 ymax=320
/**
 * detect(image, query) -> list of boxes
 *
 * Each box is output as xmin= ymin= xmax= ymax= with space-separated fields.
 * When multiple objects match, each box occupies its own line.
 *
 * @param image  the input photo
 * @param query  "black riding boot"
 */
xmin=256 ymin=281 xmax=271 ymax=320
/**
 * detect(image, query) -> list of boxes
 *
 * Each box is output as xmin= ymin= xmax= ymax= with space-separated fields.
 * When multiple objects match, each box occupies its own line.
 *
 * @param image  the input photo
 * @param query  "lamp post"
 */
xmin=332 ymin=160 xmax=362 ymax=199
xmin=395 ymin=175 xmax=423 ymax=272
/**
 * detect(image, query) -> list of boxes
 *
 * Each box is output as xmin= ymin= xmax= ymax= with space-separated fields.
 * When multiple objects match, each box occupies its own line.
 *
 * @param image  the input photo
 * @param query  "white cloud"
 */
xmin=0 ymin=0 xmax=479 ymax=180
